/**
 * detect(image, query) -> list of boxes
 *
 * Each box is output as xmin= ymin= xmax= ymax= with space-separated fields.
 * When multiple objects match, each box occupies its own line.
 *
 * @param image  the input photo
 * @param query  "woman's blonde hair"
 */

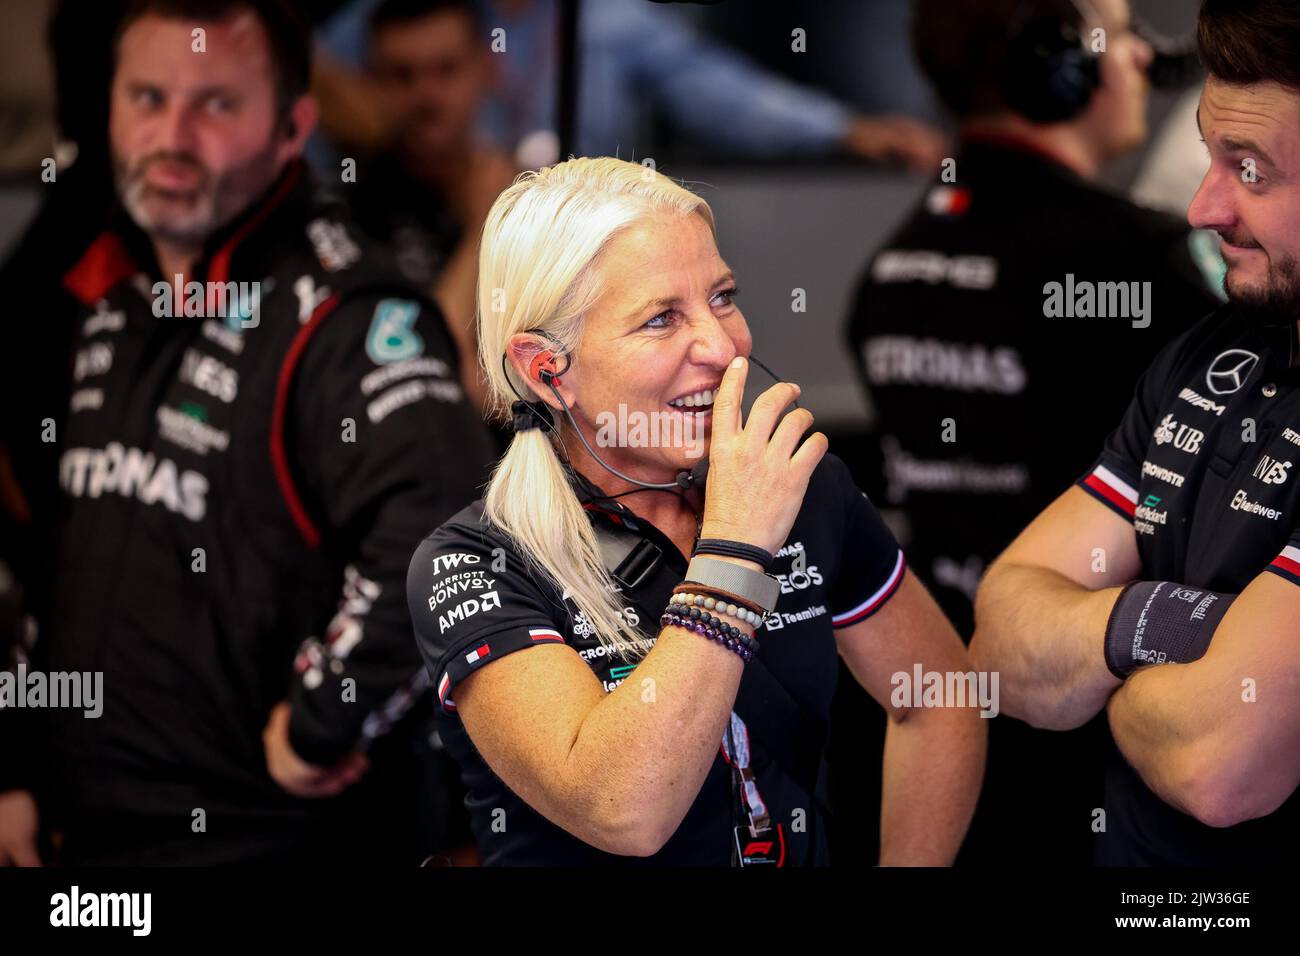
xmin=477 ymin=156 xmax=716 ymax=660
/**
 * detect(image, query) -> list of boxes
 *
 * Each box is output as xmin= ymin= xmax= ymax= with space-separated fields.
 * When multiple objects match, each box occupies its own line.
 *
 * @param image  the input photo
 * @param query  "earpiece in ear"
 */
xmin=530 ymin=351 xmax=561 ymax=386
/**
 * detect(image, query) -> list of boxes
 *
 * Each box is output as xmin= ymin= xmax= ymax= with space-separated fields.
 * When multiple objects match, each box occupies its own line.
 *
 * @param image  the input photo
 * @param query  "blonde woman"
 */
xmin=407 ymin=157 xmax=985 ymax=865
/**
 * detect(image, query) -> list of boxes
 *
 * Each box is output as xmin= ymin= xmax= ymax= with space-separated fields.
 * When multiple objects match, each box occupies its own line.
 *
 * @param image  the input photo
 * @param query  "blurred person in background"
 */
xmin=0 ymin=0 xmax=493 ymax=865
xmin=316 ymin=0 xmax=949 ymax=170
xmin=349 ymin=0 xmax=517 ymax=414
xmin=845 ymin=0 xmax=1222 ymax=866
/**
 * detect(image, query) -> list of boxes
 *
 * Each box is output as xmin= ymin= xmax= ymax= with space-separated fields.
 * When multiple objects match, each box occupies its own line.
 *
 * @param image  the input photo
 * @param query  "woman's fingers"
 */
xmin=789 ymin=430 xmax=830 ymax=479
xmin=768 ymin=406 xmax=816 ymax=461
xmin=711 ymin=356 xmax=748 ymax=440
xmin=742 ymin=381 xmax=801 ymax=442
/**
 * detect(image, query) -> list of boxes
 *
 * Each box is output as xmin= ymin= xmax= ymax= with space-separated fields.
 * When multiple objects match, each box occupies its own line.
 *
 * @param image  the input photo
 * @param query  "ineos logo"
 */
xmin=1205 ymin=349 xmax=1259 ymax=396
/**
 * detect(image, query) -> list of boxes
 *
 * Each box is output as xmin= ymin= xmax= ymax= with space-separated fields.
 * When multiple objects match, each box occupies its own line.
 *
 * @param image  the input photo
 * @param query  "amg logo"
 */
xmin=1177 ymin=387 xmax=1225 ymax=416
xmin=1141 ymin=461 xmax=1185 ymax=488
xmin=871 ymin=250 xmax=997 ymax=290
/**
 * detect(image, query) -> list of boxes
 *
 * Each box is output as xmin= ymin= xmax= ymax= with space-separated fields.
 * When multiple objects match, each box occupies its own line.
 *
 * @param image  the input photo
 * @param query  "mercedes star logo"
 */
xmin=1205 ymin=349 xmax=1260 ymax=396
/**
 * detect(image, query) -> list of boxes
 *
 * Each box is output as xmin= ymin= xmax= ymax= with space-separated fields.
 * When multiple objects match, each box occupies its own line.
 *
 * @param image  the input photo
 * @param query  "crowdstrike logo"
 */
xmin=1141 ymin=460 xmax=1185 ymax=488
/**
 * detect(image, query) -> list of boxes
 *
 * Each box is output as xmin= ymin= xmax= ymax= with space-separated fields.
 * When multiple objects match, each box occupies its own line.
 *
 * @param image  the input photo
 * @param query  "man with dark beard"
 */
xmin=971 ymin=0 xmax=1300 ymax=865
xmin=0 ymin=0 xmax=493 ymax=865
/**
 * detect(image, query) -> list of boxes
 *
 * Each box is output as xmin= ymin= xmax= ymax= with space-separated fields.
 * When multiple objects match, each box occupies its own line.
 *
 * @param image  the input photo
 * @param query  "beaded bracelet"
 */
xmin=663 ymin=598 xmax=761 ymax=651
xmin=669 ymin=590 xmax=765 ymax=629
xmin=659 ymin=608 xmax=756 ymax=663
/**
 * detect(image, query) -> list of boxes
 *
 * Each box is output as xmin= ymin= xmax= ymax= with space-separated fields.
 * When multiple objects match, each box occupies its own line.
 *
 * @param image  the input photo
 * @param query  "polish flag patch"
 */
xmin=529 ymin=628 xmax=564 ymax=643
xmin=1081 ymin=464 xmax=1138 ymax=518
xmin=1270 ymin=545 xmax=1300 ymax=582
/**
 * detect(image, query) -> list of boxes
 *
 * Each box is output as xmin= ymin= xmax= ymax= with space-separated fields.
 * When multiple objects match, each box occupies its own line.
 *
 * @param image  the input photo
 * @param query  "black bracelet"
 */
xmin=662 ymin=601 xmax=761 ymax=653
xmin=692 ymin=538 xmax=774 ymax=573
xmin=660 ymin=608 xmax=757 ymax=662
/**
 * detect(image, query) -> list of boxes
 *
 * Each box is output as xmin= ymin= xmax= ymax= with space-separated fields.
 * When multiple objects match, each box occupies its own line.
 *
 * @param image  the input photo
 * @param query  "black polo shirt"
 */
xmin=847 ymin=135 xmax=1224 ymax=636
xmin=406 ymin=453 xmax=905 ymax=865
xmin=1078 ymin=304 xmax=1300 ymax=865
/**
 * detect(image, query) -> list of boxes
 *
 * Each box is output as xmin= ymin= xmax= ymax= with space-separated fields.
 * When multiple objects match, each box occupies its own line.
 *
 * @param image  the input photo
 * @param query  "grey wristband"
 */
xmin=684 ymin=555 xmax=781 ymax=613
xmin=1103 ymin=581 xmax=1235 ymax=679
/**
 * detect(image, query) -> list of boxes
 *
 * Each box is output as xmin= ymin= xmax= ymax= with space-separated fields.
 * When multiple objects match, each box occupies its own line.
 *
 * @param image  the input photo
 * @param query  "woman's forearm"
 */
xmin=560 ymin=624 xmax=745 ymax=855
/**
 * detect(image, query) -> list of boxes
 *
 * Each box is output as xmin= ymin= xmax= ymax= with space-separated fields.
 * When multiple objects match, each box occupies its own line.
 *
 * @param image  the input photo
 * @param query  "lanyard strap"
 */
xmin=721 ymin=711 xmax=770 ymax=835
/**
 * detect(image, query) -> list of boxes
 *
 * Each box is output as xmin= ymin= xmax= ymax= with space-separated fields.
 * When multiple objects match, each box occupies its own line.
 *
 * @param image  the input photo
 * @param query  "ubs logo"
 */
xmin=1153 ymin=414 xmax=1204 ymax=455
xmin=1205 ymin=349 xmax=1259 ymax=395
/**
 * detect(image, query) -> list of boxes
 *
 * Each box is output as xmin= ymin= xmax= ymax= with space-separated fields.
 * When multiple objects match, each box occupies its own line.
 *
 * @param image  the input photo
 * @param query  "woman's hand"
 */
xmin=700 ymin=357 xmax=828 ymax=556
